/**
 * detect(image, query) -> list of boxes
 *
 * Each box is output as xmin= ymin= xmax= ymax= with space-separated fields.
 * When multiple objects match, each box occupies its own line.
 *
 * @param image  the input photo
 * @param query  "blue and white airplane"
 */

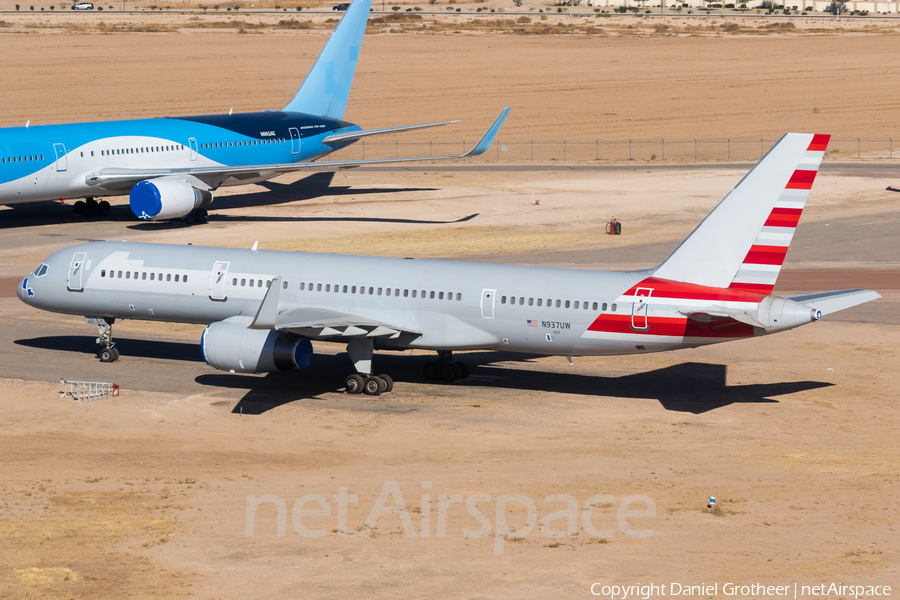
xmin=0 ymin=0 xmax=509 ymax=223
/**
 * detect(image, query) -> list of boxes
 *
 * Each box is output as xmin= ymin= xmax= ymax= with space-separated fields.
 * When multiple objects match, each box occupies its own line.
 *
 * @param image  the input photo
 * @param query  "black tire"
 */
xmin=345 ymin=374 xmax=364 ymax=394
xmin=423 ymin=361 xmax=440 ymax=381
xmin=198 ymin=209 xmax=209 ymax=224
xmin=98 ymin=347 xmax=114 ymax=363
xmin=615 ymin=221 xmax=622 ymax=235
xmin=456 ymin=362 xmax=469 ymax=379
xmin=377 ymin=374 xmax=393 ymax=393
xmin=74 ymin=200 xmax=86 ymax=216
xmin=110 ymin=347 xmax=120 ymax=362
xmin=363 ymin=376 xmax=382 ymax=396
xmin=442 ymin=363 xmax=461 ymax=382
xmin=99 ymin=200 xmax=111 ymax=216
xmin=86 ymin=198 xmax=99 ymax=216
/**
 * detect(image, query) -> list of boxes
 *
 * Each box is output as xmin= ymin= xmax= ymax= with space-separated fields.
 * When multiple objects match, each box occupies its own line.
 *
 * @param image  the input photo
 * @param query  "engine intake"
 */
xmin=201 ymin=320 xmax=313 ymax=373
xmin=130 ymin=177 xmax=213 ymax=221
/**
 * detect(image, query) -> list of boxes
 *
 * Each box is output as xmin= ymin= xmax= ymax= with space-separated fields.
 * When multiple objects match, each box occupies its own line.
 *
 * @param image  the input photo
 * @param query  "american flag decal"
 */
xmin=526 ymin=319 xmax=538 ymax=327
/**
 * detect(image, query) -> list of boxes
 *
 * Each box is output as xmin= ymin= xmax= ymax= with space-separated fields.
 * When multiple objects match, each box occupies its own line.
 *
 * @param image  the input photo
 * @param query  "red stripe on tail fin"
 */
xmin=743 ymin=245 xmax=789 ymax=266
xmin=764 ymin=207 xmax=803 ymax=228
xmin=729 ymin=282 xmax=775 ymax=294
xmin=785 ymin=169 xmax=818 ymax=190
xmin=807 ymin=134 xmax=830 ymax=152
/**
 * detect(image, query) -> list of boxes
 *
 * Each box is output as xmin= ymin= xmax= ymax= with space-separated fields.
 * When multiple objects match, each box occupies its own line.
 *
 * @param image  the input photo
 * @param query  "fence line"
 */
xmin=347 ymin=138 xmax=898 ymax=163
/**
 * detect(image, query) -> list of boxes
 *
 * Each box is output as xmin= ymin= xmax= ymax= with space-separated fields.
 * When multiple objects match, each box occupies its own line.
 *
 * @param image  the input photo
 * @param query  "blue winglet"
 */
xmin=282 ymin=0 xmax=373 ymax=119
xmin=462 ymin=107 xmax=511 ymax=158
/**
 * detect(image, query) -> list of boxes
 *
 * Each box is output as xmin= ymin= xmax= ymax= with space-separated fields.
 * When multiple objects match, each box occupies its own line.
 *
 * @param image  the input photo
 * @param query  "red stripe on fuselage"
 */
xmin=743 ymin=245 xmax=789 ymax=266
xmin=728 ymin=282 xmax=775 ymax=294
xmin=764 ymin=207 xmax=803 ymax=228
xmin=807 ymin=134 xmax=830 ymax=152
xmin=586 ymin=314 xmax=756 ymax=339
xmin=621 ymin=277 xmax=765 ymax=303
xmin=786 ymin=169 xmax=817 ymax=190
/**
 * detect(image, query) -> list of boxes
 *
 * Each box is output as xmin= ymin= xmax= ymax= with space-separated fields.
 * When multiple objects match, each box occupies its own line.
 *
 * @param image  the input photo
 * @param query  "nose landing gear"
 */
xmin=90 ymin=317 xmax=119 ymax=363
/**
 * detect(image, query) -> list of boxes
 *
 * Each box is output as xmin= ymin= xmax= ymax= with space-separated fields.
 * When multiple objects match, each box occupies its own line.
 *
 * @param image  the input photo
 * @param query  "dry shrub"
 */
xmin=276 ymin=18 xmax=312 ymax=28
xmin=723 ymin=22 xmax=739 ymax=33
xmin=370 ymin=12 xmax=422 ymax=23
xmin=653 ymin=23 xmax=668 ymax=32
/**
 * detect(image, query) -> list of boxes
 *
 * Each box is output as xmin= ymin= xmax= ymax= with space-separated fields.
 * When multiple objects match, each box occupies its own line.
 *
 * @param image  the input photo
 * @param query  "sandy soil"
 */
xmin=1 ymin=16 xmax=899 ymax=600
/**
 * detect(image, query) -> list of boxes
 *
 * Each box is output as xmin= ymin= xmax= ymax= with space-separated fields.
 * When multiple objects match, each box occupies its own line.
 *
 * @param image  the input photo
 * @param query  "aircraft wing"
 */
xmin=247 ymin=277 xmax=420 ymax=340
xmin=85 ymin=108 xmax=510 ymax=191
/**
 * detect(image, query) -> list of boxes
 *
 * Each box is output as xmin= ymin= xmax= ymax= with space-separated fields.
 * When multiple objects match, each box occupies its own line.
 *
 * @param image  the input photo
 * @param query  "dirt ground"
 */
xmin=1 ymin=15 xmax=899 ymax=600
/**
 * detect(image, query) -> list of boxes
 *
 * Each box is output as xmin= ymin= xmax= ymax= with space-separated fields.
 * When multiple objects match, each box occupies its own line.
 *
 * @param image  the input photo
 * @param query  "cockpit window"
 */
xmin=33 ymin=263 xmax=49 ymax=277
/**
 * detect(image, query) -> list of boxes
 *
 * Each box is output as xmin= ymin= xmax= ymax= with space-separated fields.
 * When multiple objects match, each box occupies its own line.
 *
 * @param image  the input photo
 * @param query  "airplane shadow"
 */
xmin=15 ymin=335 xmax=203 ymax=363
xmin=196 ymin=351 xmax=833 ymax=415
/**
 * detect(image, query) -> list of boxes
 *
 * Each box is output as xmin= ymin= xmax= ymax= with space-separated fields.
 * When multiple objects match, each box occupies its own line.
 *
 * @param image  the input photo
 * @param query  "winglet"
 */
xmin=460 ymin=107 xmax=511 ymax=158
xmin=249 ymin=276 xmax=282 ymax=329
xmin=282 ymin=0 xmax=373 ymax=119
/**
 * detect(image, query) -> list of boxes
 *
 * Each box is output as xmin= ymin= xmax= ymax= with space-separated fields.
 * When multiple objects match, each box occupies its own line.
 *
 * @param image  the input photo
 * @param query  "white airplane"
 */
xmin=17 ymin=133 xmax=879 ymax=395
xmin=0 ymin=0 xmax=508 ymax=223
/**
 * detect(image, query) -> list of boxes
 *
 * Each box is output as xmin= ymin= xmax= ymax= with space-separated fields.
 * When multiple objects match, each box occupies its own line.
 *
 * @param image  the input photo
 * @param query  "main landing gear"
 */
xmin=94 ymin=317 xmax=120 ymax=363
xmin=73 ymin=197 xmax=111 ymax=218
xmin=423 ymin=350 xmax=469 ymax=383
xmin=343 ymin=338 xmax=393 ymax=397
xmin=182 ymin=208 xmax=209 ymax=225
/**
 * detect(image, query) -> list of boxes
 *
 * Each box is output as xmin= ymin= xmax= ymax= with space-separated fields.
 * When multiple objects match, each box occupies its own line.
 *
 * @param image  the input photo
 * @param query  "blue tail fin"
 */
xmin=282 ymin=0 xmax=372 ymax=118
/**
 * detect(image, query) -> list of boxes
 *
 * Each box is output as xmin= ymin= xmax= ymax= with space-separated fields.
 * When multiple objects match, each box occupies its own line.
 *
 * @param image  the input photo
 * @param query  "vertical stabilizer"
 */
xmin=282 ymin=0 xmax=373 ymax=118
xmin=652 ymin=133 xmax=829 ymax=292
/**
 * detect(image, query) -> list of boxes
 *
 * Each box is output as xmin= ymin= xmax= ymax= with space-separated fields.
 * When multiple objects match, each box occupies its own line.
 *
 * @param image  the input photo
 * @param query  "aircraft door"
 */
xmin=289 ymin=127 xmax=301 ymax=155
xmin=189 ymin=137 xmax=198 ymax=161
xmin=67 ymin=252 xmax=86 ymax=292
xmin=209 ymin=261 xmax=229 ymax=301
xmin=481 ymin=289 xmax=496 ymax=319
xmin=631 ymin=287 xmax=652 ymax=330
xmin=53 ymin=143 xmax=67 ymax=172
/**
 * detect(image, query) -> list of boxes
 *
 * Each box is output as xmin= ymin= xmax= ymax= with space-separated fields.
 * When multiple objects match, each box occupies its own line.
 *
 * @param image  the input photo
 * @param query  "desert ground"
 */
xmin=1 ymin=14 xmax=899 ymax=600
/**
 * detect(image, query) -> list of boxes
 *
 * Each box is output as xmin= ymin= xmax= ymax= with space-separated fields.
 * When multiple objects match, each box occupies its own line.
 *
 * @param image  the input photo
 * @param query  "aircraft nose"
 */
xmin=17 ymin=276 xmax=33 ymax=303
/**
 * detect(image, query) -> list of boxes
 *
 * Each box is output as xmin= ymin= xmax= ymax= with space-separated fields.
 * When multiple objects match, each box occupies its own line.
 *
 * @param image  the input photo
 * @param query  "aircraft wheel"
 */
xmin=99 ymin=200 xmax=111 ymax=216
xmin=198 ymin=209 xmax=209 ymax=224
xmin=363 ymin=376 xmax=383 ymax=396
xmin=377 ymin=374 xmax=393 ymax=393
xmin=423 ymin=361 xmax=440 ymax=381
xmin=456 ymin=362 xmax=469 ymax=379
xmin=345 ymin=373 xmax=364 ymax=394
xmin=86 ymin=198 xmax=99 ymax=216
xmin=442 ymin=363 xmax=461 ymax=382
xmin=73 ymin=200 xmax=86 ymax=216
xmin=111 ymin=347 xmax=120 ymax=362
xmin=98 ymin=347 xmax=116 ymax=363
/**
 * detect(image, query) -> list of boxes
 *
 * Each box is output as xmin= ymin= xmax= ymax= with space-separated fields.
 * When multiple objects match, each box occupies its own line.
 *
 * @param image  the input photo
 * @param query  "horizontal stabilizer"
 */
xmin=322 ymin=120 xmax=459 ymax=145
xmin=788 ymin=288 xmax=881 ymax=315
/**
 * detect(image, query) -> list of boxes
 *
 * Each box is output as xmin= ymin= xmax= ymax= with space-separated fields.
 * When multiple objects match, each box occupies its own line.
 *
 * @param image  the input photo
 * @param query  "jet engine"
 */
xmin=201 ymin=321 xmax=313 ymax=374
xmin=129 ymin=177 xmax=213 ymax=221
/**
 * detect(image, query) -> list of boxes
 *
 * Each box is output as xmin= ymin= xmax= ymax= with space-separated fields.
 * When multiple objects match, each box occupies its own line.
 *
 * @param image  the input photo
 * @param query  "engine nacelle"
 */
xmin=129 ymin=177 xmax=213 ymax=221
xmin=201 ymin=321 xmax=313 ymax=374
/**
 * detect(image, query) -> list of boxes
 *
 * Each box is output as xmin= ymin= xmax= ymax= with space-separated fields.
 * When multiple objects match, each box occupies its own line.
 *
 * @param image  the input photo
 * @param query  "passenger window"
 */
xmin=404 ymin=290 xmax=409 ymax=297
xmin=342 ymin=285 xmax=347 ymax=293
xmin=158 ymin=273 xmax=162 ymax=281
xmin=528 ymin=298 xmax=533 ymax=306
xmin=565 ymin=300 xmax=570 ymax=308
xmin=317 ymin=284 xmax=322 ymax=291
xmin=386 ymin=288 xmax=392 ymax=297
xmin=258 ymin=280 xmax=262 ymax=288
xmin=537 ymin=298 xmax=542 ymax=307
xmin=457 ymin=293 xmax=462 ymax=301
xmin=151 ymin=273 xmax=155 ymax=281
xmin=501 ymin=296 xmax=507 ymax=304
xmin=232 ymin=278 xmax=237 ymax=285
xmin=517 ymin=297 xmax=523 ymax=305
xmin=300 ymin=282 xmax=305 ymax=290
xmin=429 ymin=291 xmax=435 ymax=299
xmin=184 ymin=275 xmax=188 ymax=283
xmin=283 ymin=281 xmax=288 ymax=290
xmin=611 ymin=303 xmax=617 ymax=312
xmin=241 ymin=278 xmax=246 ymax=286
xmin=395 ymin=289 xmax=400 ymax=296
xmin=555 ymin=300 xmax=561 ymax=308
xmin=369 ymin=287 xmax=374 ymax=295
xmin=175 ymin=275 xmax=180 ymax=282
xmin=439 ymin=292 xmax=444 ymax=300
xmin=411 ymin=290 xmax=417 ymax=298
xmin=351 ymin=286 xmax=356 ymax=293
xmin=126 ymin=272 xmax=130 ymax=279
xmin=574 ymin=301 xmax=579 ymax=309
xmin=584 ymin=302 xmax=589 ymax=310
xmin=142 ymin=273 xmax=147 ymax=280
xmin=325 ymin=284 xmax=331 ymax=292
xmin=510 ymin=296 xmax=515 ymax=304
xmin=250 ymin=279 xmax=255 ymax=288
xmin=101 ymin=270 xmax=106 ymax=277
xmin=377 ymin=288 xmax=382 ymax=296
